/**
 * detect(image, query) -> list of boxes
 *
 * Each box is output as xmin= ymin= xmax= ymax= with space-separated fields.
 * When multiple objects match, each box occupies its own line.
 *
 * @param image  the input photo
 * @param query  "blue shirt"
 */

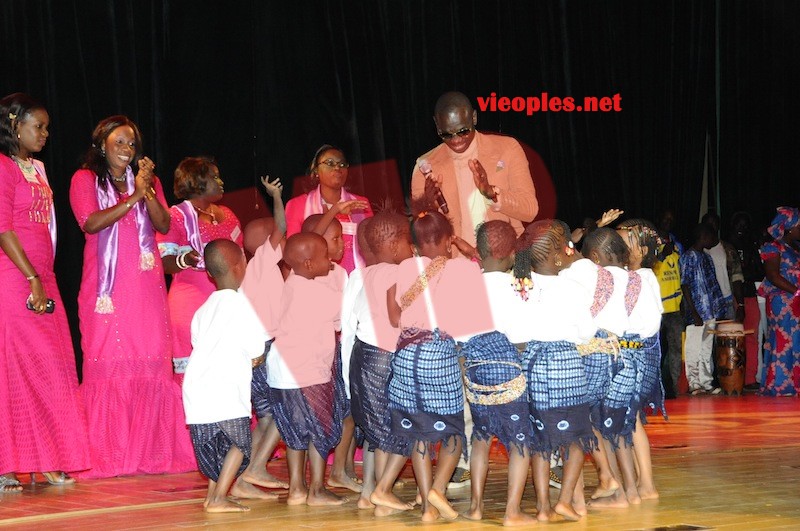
xmin=679 ymin=249 xmax=726 ymax=323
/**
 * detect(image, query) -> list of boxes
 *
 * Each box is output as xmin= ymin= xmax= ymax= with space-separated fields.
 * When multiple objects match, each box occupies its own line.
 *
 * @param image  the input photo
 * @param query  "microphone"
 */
xmin=419 ymin=160 xmax=449 ymax=214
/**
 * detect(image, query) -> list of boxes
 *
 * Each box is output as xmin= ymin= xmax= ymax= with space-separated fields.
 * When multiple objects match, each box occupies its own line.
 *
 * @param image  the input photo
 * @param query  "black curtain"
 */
xmin=2 ymin=0 xmax=795 ymax=371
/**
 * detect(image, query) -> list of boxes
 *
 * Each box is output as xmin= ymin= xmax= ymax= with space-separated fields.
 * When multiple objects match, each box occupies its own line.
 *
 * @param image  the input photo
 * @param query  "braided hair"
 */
xmin=582 ymin=227 xmax=630 ymax=267
xmin=616 ymin=218 xmax=661 ymax=268
xmin=513 ymin=219 xmax=572 ymax=279
xmin=476 ymin=220 xmax=516 ymax=261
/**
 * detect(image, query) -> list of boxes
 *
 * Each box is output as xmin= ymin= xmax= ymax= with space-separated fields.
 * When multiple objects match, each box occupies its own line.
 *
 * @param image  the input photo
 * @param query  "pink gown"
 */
xmin=156 ymin=204 xmax=243 ymax=386
xmin=0 ymin=155 xmax=91 ymax=475
xmin=69 ymin=169 xmax=195 ymax=478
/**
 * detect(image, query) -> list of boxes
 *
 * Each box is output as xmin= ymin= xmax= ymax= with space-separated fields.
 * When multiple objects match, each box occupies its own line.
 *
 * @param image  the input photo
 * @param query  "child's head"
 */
xmin=365 ymin=211 xmax=413 ymax=265
xmin=284 ymin=233 xmax=332 ymax=279
xmin=302 ymin=214 xmax=344 ymax=263
xmin=476 ymin=220 xmax=516 ymax=272
xmin=616 ymin=218 xmax=660 ymax=270
xmin=514 ymin=219 xmax=576 ymax=278
xmin=204 ymin=239 xmax=247 ymax=289
xmin=410 ymin=210 xmax=454 ymax=259
xmin=356 ymin=217 xmax=376 ymax=266
xmin=582 ymin=227 xmax=630 ymax=268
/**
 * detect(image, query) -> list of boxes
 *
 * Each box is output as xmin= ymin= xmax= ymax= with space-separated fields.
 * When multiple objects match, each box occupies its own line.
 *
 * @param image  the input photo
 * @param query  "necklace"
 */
xmin=111 ymin=174 xmax=126 ymax=183
xmin=12 ymin=155 xmax=36 ymax=175
xmin=193 ymin=204 xmax=218 ymax=225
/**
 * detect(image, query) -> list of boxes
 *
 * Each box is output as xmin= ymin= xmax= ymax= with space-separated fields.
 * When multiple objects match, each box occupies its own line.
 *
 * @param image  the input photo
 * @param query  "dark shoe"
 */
xmin=549 ymin=467 xmax=563 ymax=489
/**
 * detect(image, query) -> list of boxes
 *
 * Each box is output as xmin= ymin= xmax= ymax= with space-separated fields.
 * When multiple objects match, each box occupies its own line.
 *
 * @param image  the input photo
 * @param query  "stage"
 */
xmin=1 ymin=395 xmax=798 ymax=529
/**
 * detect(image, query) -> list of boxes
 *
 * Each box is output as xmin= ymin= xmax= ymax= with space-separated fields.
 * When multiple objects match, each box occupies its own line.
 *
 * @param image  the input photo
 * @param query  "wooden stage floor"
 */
xmin=1 ymin=395 xmax=799 ymax=530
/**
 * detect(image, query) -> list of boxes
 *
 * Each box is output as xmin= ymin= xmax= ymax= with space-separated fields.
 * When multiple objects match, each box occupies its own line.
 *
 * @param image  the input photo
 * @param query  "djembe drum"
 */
xmin=714 ymin=321 xmax=746 ymax=396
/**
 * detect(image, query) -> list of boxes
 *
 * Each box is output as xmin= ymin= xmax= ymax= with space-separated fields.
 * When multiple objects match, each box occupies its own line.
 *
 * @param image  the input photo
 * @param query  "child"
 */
xmin=596 ymin=219 xmax=665 ymax=506
xmin=301 ymin=214 xmax=361 ymax=493
xmin=346 ymin=212 xmax=415 ymax=513
xmin=513 ymin=219 xmax=596 ymax=522
xmin=380 ymin=210 xmax=485 ymax=523
xmin=182 ymin=239 xmax=270 ymax=513
xmin=461 ymin=220 xmax=535 ymax=527
xmin=268 ymin=232 xmax=346 ymax=506
xmin=681 ymin=222 xmax=726 ymax=395
xmin=238 ymin=176 xmax=289 ymax=493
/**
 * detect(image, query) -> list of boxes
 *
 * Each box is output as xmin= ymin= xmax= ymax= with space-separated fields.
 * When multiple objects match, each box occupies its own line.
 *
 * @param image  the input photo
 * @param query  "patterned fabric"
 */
xmin=591 ymin=267 xmax=614 ymax=318
xmin=758 ymin=238 xmax=800 ymax=395
xmin=630 ymin=334 xmax=667 ymax=423
xmin=349 ymin=339 xmax=393 ymax=450
xmin=386 ymin=328 xmax=465 ymax=457
xmin=461 ymin=332 xmax=530 ymax=454
xmin=582 ymin=330 xmax=618 ymax=430
xmin=70 ymin=169 xmax=195 ymax=478
xmin=521 ymin=340 xmax=596 ymax=457
xmin=251 ymin=339 xmax=275 ymax=419
xmin=189 ymin=417 xmax=251 ymax=482
xmin=399 ymin=256 xmax=447 ymax=311
xmin=0 ymin=155 xmax=90 ymax=474
xmin=766 ymin=206 xmax=800 ymax=240
xmin=600 ymin=334 xmax=643 ymax=448
xmin=624 ymin=270 xmax=642 ymax=316
xmin=332 ymin=342 xmax=351 ymax=421
xmin=271 ymin=381 xmax=341 ymax=456
xmin=680 ymin=249 xmax=726 ymax=324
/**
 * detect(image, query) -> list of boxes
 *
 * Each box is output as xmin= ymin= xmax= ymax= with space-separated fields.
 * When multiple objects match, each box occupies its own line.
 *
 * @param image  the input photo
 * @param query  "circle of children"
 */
xmin=188 ymin=194 xmax=667 ymax=523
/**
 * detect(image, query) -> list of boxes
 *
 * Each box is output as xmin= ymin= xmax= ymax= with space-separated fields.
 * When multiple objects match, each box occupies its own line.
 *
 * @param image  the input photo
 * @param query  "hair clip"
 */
xmin=8 ymin=112 xmax=17 ymax=121
xmin=417 ymin=211 xmax=428 ymax=219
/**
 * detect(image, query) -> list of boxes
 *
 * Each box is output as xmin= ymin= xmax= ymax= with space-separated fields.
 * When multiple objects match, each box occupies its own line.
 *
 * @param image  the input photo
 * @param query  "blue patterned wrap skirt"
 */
xmin=386 ymin=328 xmax=465 ymax=458
xmin=460 ymin=331 xmax=530 ymax=455
xmin=521 ymin=339 xmax=596 ymax=458
xmin=582 ymin=329 xmax=617 ymax=431
xmin=630 ymin=334 xmax=667 ymax=425
xmin=189 ymin=417 xmax=252 ymax=482
xmin=251 ymin=339 xmax=275 ymax=419
xmin=271 ymin=381 xmax=342 ymax=457
xmin=600 ymin=334 xmax=643 ymax=447
xmin=349 ymin=338 xmax=393 ymax=451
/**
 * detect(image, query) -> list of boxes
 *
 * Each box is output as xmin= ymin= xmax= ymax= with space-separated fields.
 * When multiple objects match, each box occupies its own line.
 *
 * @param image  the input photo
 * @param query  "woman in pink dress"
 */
xmin=285 ymin=144 xmax=373 ymax=274
xmin=69 ymin=115 xmax=195 ymax=478
xmin=0 ymin=93 xmax=91 ymax=491
xmin=156 ymin=157 xmax=243 ymax=385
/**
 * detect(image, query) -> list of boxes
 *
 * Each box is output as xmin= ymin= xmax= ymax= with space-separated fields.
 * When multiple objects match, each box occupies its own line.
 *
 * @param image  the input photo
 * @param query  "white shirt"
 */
xmin=458 ymin=270 xmax=528 ymax=342
xmin=241 ymin=240 xmax=283 ymax=338
xmin=340 ymin=268 xmax=365 ymax=399
xmin=183 ymin=289 xmax=269 ymax=424
xmin=626 ymin=268 xmax=664 ymax=337
xmin=516 ymin=273 xmax=596 ymax=344
xmin=558 ymin=259 xmax=628 ymax=336
xmin=705 ymin=242 xmax=732 ymax=297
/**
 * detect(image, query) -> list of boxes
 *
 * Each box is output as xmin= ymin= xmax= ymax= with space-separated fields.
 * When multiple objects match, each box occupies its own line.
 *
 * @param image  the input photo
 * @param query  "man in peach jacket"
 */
xmin=411 ymin=91 xmax=539 ymax=248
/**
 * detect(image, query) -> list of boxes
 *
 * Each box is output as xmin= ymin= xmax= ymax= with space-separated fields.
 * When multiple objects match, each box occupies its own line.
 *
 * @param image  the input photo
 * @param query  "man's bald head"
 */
xmin=434 ymin=91 xmax=473 ymax=117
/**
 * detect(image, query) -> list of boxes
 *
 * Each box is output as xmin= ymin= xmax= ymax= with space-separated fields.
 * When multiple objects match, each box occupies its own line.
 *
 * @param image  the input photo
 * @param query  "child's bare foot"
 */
xmin=590 ymin=477 xmax=620 ymax=499
xmin=357 ymin=495 xmax=375 ymax=509
xmin=427 ymin=488 xmax=458 ymax=520
xmin=241 ymin=470 xmax=289 ymax=489
xmin=638 ymin=486 xmax=659 ymax=500
xmin=625 ymin=486 xmax=642 ymax=505
xmin=307 ymin=487 xmax=348 ymax=506
xmin=464 ymin=505 xmax=483 ymax=521
xmin=327 ymin=471 xmax=363 ymax=493
xmin=503 ymin=510 xmax=536 ymax=527
xmin=587 ymin=490 xmax=630 ymax=509
xmin=573 ymin=495 xmax=587 ymax=516
xmin=205 ymin=498 xmax=250 ymax=513
xmin=286 ymin=487 xmax=309 ymax=506
xmin=415 ymin=491 xmax=422 ymax=505
xmin=421 ymin=504 xmax=441 ymax=523
xmin=553 ymin=501 xmax=582 ymax=521
xmin=536 ymin=505 xmax=554 ymax=522
xmin=374 ymin=505 xmax=403 ymax=517
xmin=370 ymin=490 xmax=414 ymax=511
xmin=230 ymin=478 xmax=280 ymax=500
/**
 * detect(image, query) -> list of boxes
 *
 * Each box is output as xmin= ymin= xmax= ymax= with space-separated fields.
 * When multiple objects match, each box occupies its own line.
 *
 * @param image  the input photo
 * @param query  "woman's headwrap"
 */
xmin=767 ymin=206 xmax=800 ymax=240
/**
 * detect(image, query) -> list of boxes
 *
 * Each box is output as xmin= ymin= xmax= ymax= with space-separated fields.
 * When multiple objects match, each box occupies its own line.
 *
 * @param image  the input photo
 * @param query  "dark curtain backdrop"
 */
xmin=2 ymin=0 xmax=797 ymax=370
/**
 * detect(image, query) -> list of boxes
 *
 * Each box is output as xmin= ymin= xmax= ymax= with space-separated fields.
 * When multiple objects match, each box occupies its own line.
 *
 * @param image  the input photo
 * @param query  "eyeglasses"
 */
xmin=317 ymin=159 xmax=350 ymax=169
xmin=437 ymin=126 xmax=473 ymax=140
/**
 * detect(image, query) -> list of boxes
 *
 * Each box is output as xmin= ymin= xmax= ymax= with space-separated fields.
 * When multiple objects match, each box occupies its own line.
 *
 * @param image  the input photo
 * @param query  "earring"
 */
xmin=555 ymin=258 xmax=562 ymax=267
xmin=17 ymin=134 xmax=20 ymax=139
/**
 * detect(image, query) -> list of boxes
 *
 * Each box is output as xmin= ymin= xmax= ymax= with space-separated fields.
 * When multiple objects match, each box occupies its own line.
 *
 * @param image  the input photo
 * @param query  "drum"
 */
xmin=714 ymin=321 xmax=745 ymax=396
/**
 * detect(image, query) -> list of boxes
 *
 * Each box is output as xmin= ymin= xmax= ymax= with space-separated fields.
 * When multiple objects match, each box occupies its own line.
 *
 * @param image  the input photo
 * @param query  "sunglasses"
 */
xmin=317 ymin=159 xmax=350 ymax=169
xmin=437 ymin=126 xmax=473 ymax=140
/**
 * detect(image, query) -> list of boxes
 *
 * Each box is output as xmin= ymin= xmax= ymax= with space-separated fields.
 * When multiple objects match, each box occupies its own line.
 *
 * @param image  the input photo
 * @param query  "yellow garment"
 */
xmin=654 ymin=246 xmax=682 ymax=313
